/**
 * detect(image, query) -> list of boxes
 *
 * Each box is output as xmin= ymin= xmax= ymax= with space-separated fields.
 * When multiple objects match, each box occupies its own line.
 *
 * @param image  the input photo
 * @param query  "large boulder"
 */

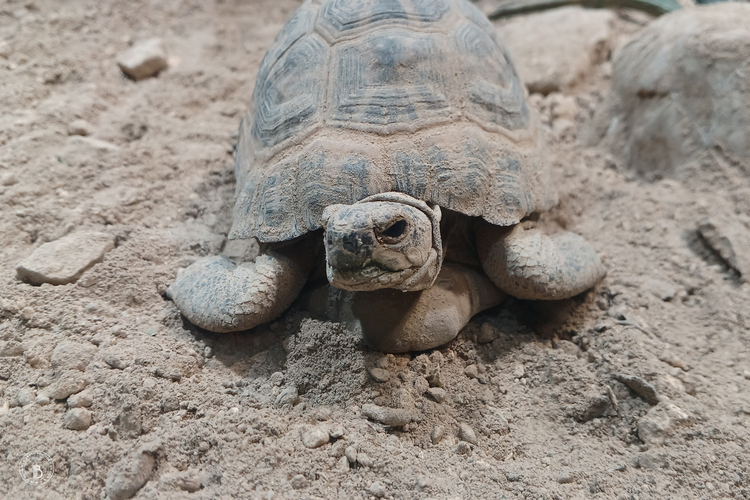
xmin=587 ymin=4 xmax=750 ymax=180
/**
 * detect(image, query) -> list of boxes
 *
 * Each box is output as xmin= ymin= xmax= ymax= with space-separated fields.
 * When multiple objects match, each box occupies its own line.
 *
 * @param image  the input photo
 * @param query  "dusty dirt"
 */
xmin=0 ymin=1 xmax=749 ymax=499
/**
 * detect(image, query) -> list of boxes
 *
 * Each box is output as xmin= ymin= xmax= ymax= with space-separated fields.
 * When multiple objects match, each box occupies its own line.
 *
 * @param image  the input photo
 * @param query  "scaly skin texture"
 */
xmin=476 ymin=221 xmax=605 ymax=300
xmin=166 ymin=245 xmax=312 ymax=332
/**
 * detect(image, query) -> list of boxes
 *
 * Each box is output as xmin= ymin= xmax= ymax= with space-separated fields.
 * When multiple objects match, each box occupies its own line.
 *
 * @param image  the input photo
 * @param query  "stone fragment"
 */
xmin=63 ymin=408 xmax=92 ymax=430
xmin=17 ymin=388 xmax=35 ymax=406
xmin=427 ymin=387 xmax=447 ymax=404
xmin=644 ymin=279 xmax=677 ymax=301
xmin=574 ymin=394 xmax=611 ymax=422
xmin=68 ymin=119 xmax=93 ymax=136
xmin=356 ymin=452 xmax=373 ymax=468
xmin=638 ymin=402 xmax=692 ymax=446
xmin=0 ymin=341 xmax=24 ymax=357
xmin=35 ymin=394 xmax=50 ymax=406
xmin=369 ymin=367 xmax=390 ymax=383
xmin=557 ymin=472 xmax=575 ymax=484
xmin=431 ymin=425 xmax=445 ymax=445
xmin=328 ymin=424 xmax=345 ymax=439
xmin=614 ymin=373 xmax=660 ymax=405
xmin=361 ymin=403 xmax=411 ymax=427
xmin=554 ymin=340 xmax=580 ymax=357
xmin=159 ymin=469 xmax=201 ymax=492
xmin=464 ymin=364 xmax=478 ymax=379
xmin=301 ymin=426 xmax=330 ymax=449
xmin=453 ymin=441 xmax=472 ymax=455
xmin=458 ymin=423 xmax=477 ymax=445
xmin=367 ymin=481 xmax=386 ymax=498
xmin=513 ymin=364 xmax=525 ymax=379
xmin=698 ymin=218 xmax=750 ymax=281
xmin=16 ymin=231 xmax=115 ymax=285
xmin=45 ymin=371 xmax=89 ymax=400
xmin=68 ymin=390 xmax=94 ymax=408
xmin=117 ymin=38 xmax=168 ymax=81
xmin=1 ymin=172 xmax=16 ymax=186
xmin=290 ymin=474 xmax=307 ymax=490
xmin=477 ymin=323 xmax=499 ymax=344
xmin=105 ymin=446 xmax=158 ymax=500
xmin=51 ymin=340 xmax=96 ymax=371
xmin=502 ymin=7 xmax=614 ymax=94
xmin=345 ymin=445 xmax=357 ymax=464
xmin=275 ymin=386 xmax=299 ymax=407
xmin=485 ymin=407 xmax=511 ymax=435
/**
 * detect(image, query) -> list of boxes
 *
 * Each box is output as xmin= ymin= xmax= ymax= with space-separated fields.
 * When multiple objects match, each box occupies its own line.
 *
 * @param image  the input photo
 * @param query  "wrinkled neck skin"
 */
xmin=322 ymin=192 xmax=443 ymax=292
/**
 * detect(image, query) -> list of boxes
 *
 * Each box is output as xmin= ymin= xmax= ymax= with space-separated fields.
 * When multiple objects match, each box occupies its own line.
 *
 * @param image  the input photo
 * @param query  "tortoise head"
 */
xmin=321 ymin=192 xmax=443 ymax=292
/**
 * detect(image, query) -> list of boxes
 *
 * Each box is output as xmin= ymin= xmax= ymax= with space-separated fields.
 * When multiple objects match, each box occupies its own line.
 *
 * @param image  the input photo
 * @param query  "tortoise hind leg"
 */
xmin=476 ymin=221 xmax=605 ymax=300
xmin=167 ymin=243 xmax=314 ymax=333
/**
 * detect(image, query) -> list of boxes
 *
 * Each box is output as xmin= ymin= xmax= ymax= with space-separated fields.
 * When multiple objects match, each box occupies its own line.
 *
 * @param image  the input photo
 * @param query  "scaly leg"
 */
xmin=167 ymin=243 xmax=313 ymax=332
xmin=476 ymin=221 xmax=605 ymax=300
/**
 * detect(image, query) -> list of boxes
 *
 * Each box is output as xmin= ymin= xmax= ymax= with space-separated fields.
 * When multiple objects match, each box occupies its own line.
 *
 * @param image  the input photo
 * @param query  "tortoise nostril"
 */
xmin=380 ymin=219 xmax=407 ymax=241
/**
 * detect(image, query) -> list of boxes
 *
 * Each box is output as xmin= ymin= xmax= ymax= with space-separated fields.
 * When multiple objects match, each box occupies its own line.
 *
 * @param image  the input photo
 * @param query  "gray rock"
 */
xmin=290 ymin=474 xmax=307 ymax=490
xmin=17 ymin=388 xmax=35 ymax=406
xmin=453 ymin=441 xmax=472 ymax=455
xmin=63 ymin=408 xmax=92 ymax=430
xmin=477 ymin=323 xmax=499 ymax=344
xmin=356 ymin=452 xmax=374 ymax=468
xmin=502 ymin=7 xmax=614 ymax=94
xmin=117 ymin=38 xmax=168 ymax=81
xmin=644 ymin=279 xmax=677 ymax=301
xmin=45 ymin=371 xmax=89 ymax=400
xmin=67 ymin=390 xmax=93 ymax=408
xmin=361 ymin=403 xmax=411 ymax=427
xmin=0 ymin=340 xmax=24 ymax=357
xmin=16 ymin=231 xmax=115 ymax=285
xmin=557 ymin=472 xmax=575 ymax=484
xmin=51 ymin=340 xmax=96 ymax=372
xmin=345 ymin=445 xmax=358 ymax=464
xmin=614 ymin=373 xmax=660 ymax=405
xmin=464 ymin=364 xmax=478 ymax=379
xmin=638 ymin=402 xmax=692 ymax=446
xmin=159 ymin=469 xmax=201 ymax=492
xmin=67 ymin=119 xmax=93 ymax=136
xmin=35 ymin=394 xmax=51 ymax=406
xmin=431 ymin=425 xmax=445 ymax=445
xmin=574 ymin=394 xmax=611 ymax=422
xmin=275 ymin=385 xmax=299 ymax=407
xmin=105 ymin=447 xmax=157 ymax=500
xmin=367 ymin=481 xmax=387 ymax=498
xmin=301 ymin=426 xmax=330 ymax=449
xmin=458 ymin=423 xmax=477 ymax=445
xmin=1 ymin=172 xmax=16 ymax=186
xmin=698 ymin=218 xmax=750 ymax=281
xmin=589 ymin=4 xmax=750 ymax=180
xmin=368 ymin=367 xmax=390 ymax=383
xmin=426 ymin=387 xmax=447 ymax=403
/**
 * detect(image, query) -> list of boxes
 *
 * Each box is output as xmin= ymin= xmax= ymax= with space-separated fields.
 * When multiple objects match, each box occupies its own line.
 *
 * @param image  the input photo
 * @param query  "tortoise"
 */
xmin=167 ymin=0 xmax=605 ymax=353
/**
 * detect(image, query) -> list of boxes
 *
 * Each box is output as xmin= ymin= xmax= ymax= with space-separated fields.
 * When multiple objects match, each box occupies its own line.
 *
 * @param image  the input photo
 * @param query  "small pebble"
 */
xmin=361 ymin=403 xmax=411 ymax=427
xmin=105 ymin=449 xmax=157 ymax=500
xmin=67 ymin=119 xmax=93 ymax=136
xmin=513 ymin=364 xmax=525 ymax=379
xmin=17 ymin=388 xmax=35 ymax=406
xmin=426 ymin=387 xmax=447 ymax=403
xmin=415 ymin=476 xmax=429 ymax=491
xmin=464 ymin=364 xmax=478 ymax=379
xmin=328 ymin=424 xmax=345 ymax=439
xmin=477 ymin=323 xmax=499 ymax=344
xmin=458 ymin=423 xmax=477 ymax=445
xmin=367 ymin=481 xmax=386 ymax=498
xmin=117 ymin=38 xmax=168 ymax=80
xmin=1 ymin=172 xmax=16 ymax=186
xmin=431 ymin=425 xmax=444 ymax=445
xmin=301 ymin=426 xmax=330 ymax=449
xmin=290 ymin=474 xmax=307 ymax=490
xmin=557 ymin=472 xmax=575 ymax=484
xmin=275 ymin=386 xmax=299 ymax=407
xmin=35 ymin=394 xmax=50 ymax=406
xmin=63 ymin=408 xmax=92 ymax=431
xmin=369 ymin=367 xmax=390 ymax=383
xmin=68 ymin=390 xmax=93 ymax=408
xmin=357 ymin=452 xmax=374 ymax=468
xmin=345 ymin=445 xmax=358 ymax=464
xmin=614 ymin=373 xmax=659 ymax=405
xmin=453 ymin=441 xmax=472 ymax=455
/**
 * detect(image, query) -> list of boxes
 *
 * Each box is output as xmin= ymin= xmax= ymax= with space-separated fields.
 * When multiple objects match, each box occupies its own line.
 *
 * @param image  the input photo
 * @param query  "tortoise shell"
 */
xmin=231 ymin=0 xmax=557 ymax=243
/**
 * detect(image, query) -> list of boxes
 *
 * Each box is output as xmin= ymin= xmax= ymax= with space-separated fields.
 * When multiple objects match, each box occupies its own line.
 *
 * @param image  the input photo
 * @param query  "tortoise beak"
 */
xmin=325 ymin=226 xmax=375 ymax=271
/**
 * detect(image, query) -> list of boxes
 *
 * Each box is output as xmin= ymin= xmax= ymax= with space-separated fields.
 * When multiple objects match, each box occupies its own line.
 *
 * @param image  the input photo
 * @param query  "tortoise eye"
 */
xmin=378 ymin=219 xmax=408 ymax=243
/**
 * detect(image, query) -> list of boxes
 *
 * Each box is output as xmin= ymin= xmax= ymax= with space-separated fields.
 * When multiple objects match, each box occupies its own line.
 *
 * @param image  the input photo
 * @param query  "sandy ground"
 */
xmin=0 ymin=0 xmax=749 ymax=499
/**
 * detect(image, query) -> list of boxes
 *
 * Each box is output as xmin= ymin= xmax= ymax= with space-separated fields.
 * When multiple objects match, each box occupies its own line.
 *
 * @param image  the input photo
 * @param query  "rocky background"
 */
xmin=0 ymin=0 xmax=748 ymax=499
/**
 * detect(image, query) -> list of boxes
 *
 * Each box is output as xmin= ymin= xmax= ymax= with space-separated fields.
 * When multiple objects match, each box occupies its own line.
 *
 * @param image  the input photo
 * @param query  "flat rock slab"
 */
xmin=117 ymin=38 xmax=168 ymax=81
xmin=16 ymin=231 xmax=115 ymax=285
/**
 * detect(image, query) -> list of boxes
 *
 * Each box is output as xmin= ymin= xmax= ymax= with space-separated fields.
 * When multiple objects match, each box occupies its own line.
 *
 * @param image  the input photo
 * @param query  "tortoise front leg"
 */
xmin=167 ymin=243 xmax=314 ymax=333
xmin=476 ymin=221 xmax=605 ymax=300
